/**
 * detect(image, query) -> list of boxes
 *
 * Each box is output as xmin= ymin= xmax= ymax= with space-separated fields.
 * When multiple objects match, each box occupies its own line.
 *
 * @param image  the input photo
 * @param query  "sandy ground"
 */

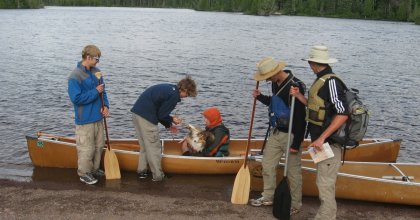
xmin=0 ymin=169 xmax=419 ymax=220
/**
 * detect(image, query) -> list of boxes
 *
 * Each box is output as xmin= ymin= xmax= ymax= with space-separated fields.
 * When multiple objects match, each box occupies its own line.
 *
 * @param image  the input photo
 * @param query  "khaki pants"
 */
xmin=261 ymin=129 xmax=302 ymax=210
xmin=75 ymin=121 xmax=104 ymax=176
xmin=315 ymin=143 xmax=342 ymax=220
xmin=132 ymin=113 xmax=164 ymax=180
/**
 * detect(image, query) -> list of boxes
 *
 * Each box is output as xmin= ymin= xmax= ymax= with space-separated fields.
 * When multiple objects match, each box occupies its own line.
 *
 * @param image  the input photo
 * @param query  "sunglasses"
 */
xmin=92 ymin=56 xmax=100 ymax=63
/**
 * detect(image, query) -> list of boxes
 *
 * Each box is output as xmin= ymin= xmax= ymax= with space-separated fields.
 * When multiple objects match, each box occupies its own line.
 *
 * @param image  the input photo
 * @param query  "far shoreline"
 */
xmin=2 ymin=4 xmax=419 ymax=25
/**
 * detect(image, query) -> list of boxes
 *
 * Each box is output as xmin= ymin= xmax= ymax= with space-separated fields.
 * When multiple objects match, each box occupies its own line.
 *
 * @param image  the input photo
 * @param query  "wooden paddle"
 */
xmin=95 ymin=72 xmax=121 ymax=180
xmin=272 ymin=96 xmax=295 ymax=219
xmin=231 ymin=81 xmax=259 ymax=204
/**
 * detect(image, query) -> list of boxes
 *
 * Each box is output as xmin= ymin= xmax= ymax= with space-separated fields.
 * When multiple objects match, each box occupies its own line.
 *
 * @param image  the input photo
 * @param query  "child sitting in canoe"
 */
xmin=181 ymin=107 xmax=230 ymax=157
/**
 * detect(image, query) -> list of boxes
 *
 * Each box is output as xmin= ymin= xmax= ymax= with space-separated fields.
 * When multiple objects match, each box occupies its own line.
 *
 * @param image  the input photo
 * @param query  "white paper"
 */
xmin=308 ymin=142 xmax=335 ymax=164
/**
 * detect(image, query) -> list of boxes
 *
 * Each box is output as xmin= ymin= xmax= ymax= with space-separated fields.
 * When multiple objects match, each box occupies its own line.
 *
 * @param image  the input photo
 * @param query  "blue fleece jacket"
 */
xmin=131 ymin=84 xmax=180 ymax=128
xmin=68 ymin=62 xmax=109 ymax=125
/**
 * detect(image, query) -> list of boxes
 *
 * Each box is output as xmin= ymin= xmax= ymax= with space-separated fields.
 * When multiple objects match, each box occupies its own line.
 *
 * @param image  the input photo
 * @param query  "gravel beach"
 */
xmin=1 ymin=170 xmax=419 ymax=220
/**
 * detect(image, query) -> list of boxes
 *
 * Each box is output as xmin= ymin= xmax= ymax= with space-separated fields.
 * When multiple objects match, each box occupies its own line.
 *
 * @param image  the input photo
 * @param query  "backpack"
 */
xmin=326 ymin=77 xmax=369 ymax=148
xmin=269 ymin=95 xmax=290 ymax=130
xmin=268 ymin=77 xmax=294 ymax=130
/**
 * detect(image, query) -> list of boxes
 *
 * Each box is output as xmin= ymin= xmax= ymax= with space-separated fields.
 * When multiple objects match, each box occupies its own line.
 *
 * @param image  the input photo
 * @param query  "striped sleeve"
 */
xmin=328 ymin=78 xmax=346 ymax=114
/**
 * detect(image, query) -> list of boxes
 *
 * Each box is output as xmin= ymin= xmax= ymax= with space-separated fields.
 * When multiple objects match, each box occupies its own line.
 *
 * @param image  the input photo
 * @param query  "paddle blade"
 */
xmin=231 ymin=164 xmax=250 ymax=204
xmin=273 ymin=177 xmax=291 ymax=220
xmin=104 ymin=148 xmax=121 ymax=180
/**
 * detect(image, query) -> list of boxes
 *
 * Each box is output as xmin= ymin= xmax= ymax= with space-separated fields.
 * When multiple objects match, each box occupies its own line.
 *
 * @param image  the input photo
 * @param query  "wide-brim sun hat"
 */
xmin=253 ymin=57 xmax=286 ymax=81
xmin=304 ymin=45 xmax=338 ymax=64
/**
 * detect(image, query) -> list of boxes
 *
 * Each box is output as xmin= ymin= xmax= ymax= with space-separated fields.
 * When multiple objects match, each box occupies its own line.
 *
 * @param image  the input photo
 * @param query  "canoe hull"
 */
xmin=26 ymin=135 xmax=401 ymax=175
xmin=113 ymin=148 xmax=244 ymax=174
xmin=249 ymin=158 xmax=420 ymax=206
xmin=26 ymin=136 xmax=246 ymax=174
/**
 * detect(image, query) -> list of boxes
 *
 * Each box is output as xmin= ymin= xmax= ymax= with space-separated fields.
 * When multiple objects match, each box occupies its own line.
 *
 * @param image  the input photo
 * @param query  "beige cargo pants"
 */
xmin=132 ymin=113 xmax=164 ymax=180
xmin=261 ymin=129 xmax=303 ymax=210
xmin=75 ymin=120 xmax=104 ymax=176
xmin=315 ymin=143 xmax=342 ymax=220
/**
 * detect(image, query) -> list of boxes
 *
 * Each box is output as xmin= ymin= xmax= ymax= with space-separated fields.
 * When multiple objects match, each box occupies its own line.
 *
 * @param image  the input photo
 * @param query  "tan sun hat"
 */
xmin=253 ymin=57 xmax=286 ymax=81
xmin=304 ymin=45 xmax=338 ymax=64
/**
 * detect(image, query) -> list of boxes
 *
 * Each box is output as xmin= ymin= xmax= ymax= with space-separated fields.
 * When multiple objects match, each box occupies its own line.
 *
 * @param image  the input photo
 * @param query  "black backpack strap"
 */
xmin=341 ymin=147 xmax=346 ymax=165
xmin=260 ymin=124 xmax=271 ymax=155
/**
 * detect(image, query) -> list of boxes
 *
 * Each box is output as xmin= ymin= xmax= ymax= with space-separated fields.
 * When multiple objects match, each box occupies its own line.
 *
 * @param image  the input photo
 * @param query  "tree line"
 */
xmin=0 ymin=0 xmax=43 ymax=8
xmin=1 ymin=0 xmax=420 ymax=24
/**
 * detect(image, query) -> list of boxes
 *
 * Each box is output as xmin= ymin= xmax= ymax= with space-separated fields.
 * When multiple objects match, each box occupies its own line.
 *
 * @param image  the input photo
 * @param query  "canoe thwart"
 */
xmin=390 ymin=163 xmax=411 ymax=182
xmin=382 ymin=175 xmax=414 ymax=181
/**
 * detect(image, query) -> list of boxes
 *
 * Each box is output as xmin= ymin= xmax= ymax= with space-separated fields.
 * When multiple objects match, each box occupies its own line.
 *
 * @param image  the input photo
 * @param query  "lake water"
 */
xmin=0 ymin=6 xmax=419 ymax=180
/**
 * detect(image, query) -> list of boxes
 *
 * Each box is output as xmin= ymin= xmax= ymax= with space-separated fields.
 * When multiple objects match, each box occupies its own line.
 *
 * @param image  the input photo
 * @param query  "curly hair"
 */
xmin=177 ymin=75 xmax=197 ymax=97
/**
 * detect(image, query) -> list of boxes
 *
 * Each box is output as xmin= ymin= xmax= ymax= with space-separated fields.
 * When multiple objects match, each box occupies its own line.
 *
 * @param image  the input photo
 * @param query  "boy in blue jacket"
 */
xmin=68 ymin=45 xmax=109 ymax=185
xmin=131 ymin=76 xmax=197 ymax=181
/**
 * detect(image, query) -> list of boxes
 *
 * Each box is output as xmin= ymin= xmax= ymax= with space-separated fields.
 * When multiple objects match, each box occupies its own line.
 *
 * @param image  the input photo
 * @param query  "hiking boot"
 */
xmin=137 ymin=171 xmax=149 ymax=179
xmin=80 ymin=173 xmax=98 ymax=185
xmin=249 ymin=196 xmax=273 ymax=207
xmin=290 ymin=207 xmax=300 ymax=216
xmin=91 ymin=169 xmax=105 ymax=178
xmin=152 ymin=175 xmax=166 ymax=182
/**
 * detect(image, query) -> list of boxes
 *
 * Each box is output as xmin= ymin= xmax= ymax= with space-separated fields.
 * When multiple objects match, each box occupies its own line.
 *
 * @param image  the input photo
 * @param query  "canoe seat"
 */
xmin=382 ymin=175 xmax=414 ymax=181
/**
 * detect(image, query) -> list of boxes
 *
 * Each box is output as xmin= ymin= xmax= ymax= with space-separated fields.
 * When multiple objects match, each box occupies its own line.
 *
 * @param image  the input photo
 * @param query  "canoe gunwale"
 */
xmin=163 ymin=154 xmax=244 ymax=160
xmin=352 ymin=138 xmax=401 ymax=147
xmin=250 ymin=156 xmax=420 ymax=186
xmin=29 ymin=136 xmax=401 ymax=161
xmin=113 ymin=148 xmax=246 ymax=160
xmin=303 ymin=165 xmax=420 ymax=186
xmin=35 ymin=137 xmax=76 ymax=147
xmin=32 ymin=135 xmax=399 ymax=151
xmin=31 ymin=135 xmax=398 ymax=145
xmin=33 ymin=136 xmax=247 ymax=160
xmin=28 ymin=135 xmax=402 ymax=172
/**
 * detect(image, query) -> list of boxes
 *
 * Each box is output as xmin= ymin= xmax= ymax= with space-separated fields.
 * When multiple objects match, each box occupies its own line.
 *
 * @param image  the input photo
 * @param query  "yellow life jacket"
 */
xmin=306 ymin=73 xmax=337 ymax=126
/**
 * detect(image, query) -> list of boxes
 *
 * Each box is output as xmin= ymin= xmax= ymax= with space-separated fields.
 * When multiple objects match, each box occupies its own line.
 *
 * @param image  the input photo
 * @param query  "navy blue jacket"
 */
xmin=131 ymin=84 xmax=180 ymax=128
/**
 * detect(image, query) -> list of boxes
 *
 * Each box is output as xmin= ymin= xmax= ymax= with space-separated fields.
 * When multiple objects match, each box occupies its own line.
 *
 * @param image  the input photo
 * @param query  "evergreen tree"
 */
xmin=413 ymin=1 xmax=420 ymax=24
xmin=363 ymin=0 xmax=375 ymax=18
xmin=257 ymin=0 xmax=276 ymax=16
xmin=396 ymin=2 xmax=408 ymax=21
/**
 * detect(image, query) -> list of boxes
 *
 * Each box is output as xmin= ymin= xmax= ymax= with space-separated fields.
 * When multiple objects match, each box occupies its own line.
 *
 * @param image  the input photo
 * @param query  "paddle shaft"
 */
xmin=230 ymin=81 xmax=257 ymax=204
xmin=98 ymin=77 xmax=111 ymax=151
xmin=244 ymin=81 xmax=259 ymax=168
xmin=284 ymin=96 xmax=295 ymax=177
